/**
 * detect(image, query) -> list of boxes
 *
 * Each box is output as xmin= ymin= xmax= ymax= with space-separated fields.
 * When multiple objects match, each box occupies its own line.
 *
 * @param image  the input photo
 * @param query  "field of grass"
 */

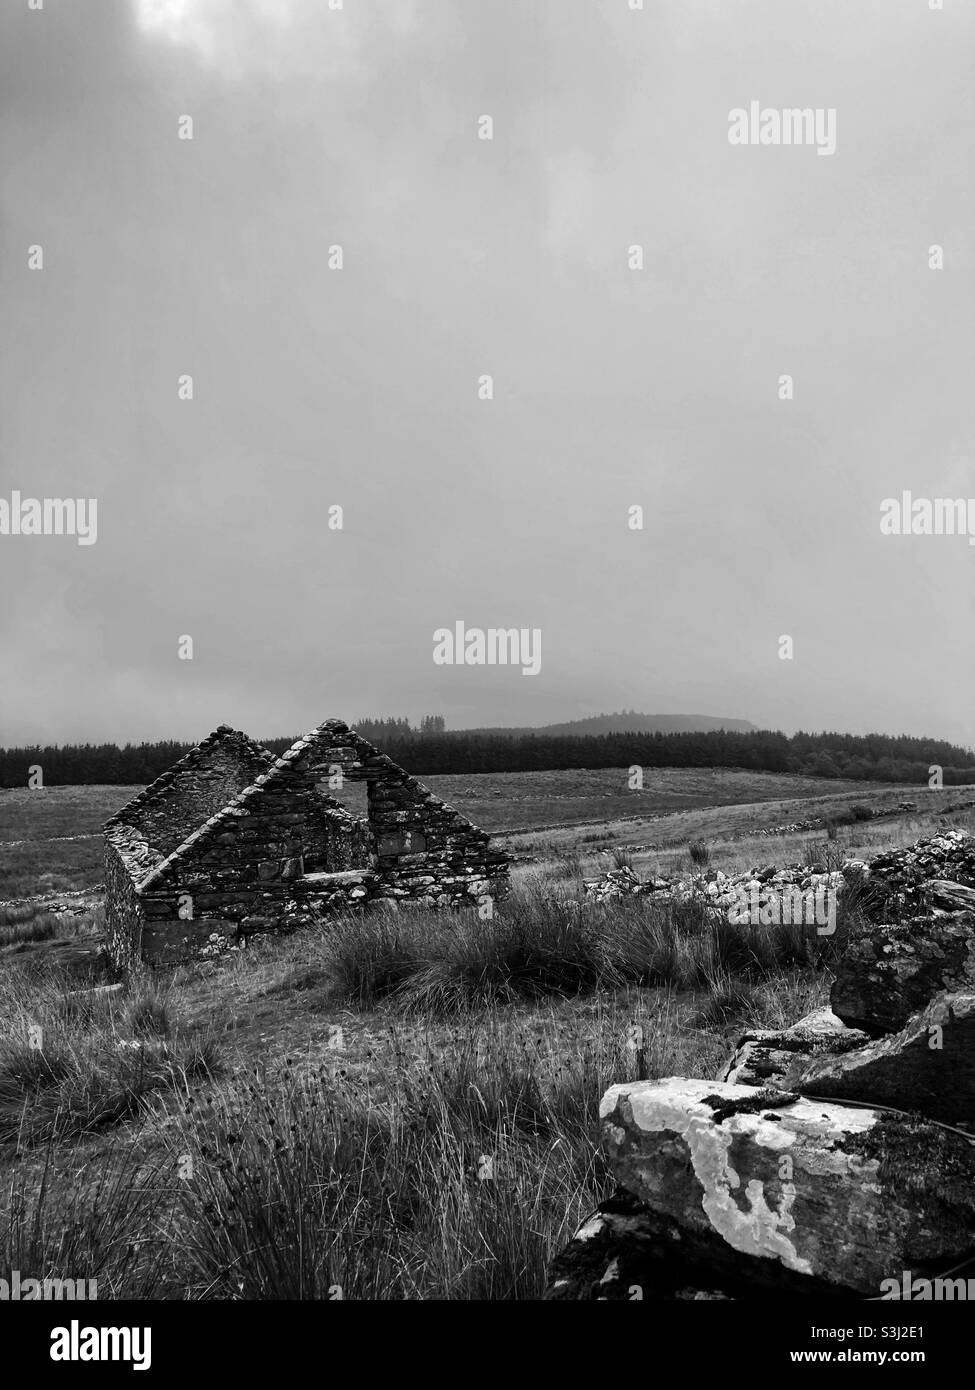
xmin=0 ymin=885 xmax=824 ymax=1299
xmin=1 ymin=772 xmax=973 ymax=1299
xmin=425 ymin=766 xmax=888 ymax=832
xmin=0 ymin=766 xmax=915 ymax=898
xmin=505 ymin=782 xmax=975 ymax=857
xmin=0 ymin=785 xmax=126 ymax=898
xmin=0 ymin=768 xmax=885 ymax=844
xmin=0 ymin=785 xmax=130 ymax=843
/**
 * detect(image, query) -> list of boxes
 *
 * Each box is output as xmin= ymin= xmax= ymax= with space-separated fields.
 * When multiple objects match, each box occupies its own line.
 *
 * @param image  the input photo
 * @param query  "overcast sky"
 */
xmin=1 ymin=0 xmax=973 ymax=750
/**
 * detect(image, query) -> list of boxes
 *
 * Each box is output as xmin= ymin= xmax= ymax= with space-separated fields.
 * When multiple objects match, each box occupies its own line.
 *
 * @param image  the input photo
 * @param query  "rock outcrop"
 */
xmin=548 ymin=828 xmax=975 ymax=1298
xmin=831 ymin=910 xmax=975 ymax=1035
xmin=719 ymin=1007 xmax=870 ymax=1089
xmin=798 ymin=992 xmax=975 ymax=1128
xmin=598 ymin=1077 xmax=975 ymax=1296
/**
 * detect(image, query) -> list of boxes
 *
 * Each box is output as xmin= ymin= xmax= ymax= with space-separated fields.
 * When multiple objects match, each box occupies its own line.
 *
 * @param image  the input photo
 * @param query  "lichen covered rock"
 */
xmin=831 ymin=910 xmax=975 ymax=1035
xmin=719 ymin=1007 xmax=870 ymax=1088
xmin=600 ymin=1076 xmax=975 ymax=1295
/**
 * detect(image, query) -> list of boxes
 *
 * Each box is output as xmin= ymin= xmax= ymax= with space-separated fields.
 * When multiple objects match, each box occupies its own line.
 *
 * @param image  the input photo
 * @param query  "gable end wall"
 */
xmin=120 ymin=736 xmax=272 ymax=859
xmin=107 ymin=721 xmax=510 ymax=967
xmin=104 ymin=839 xmax=145 ymax=970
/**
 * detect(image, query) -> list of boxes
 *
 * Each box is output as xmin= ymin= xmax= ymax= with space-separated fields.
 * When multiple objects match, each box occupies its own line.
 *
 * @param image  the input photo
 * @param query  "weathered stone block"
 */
xmin=720 ymin=1007 xmax=871 ymax=1088
xmin=601 ymin=1076 xmax=975 ymax=1294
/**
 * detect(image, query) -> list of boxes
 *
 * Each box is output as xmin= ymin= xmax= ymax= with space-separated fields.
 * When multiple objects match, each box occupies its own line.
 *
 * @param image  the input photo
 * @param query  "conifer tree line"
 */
xmin=2 ymin=715 xmax=973 ymax=788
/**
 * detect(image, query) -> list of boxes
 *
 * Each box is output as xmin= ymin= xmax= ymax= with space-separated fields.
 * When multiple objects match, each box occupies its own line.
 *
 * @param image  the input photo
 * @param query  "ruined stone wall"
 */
xmin=139 ymin=784 xmax=370 ymax=948
xmin=103 ymin=839 xmax=145 ymax=971
xmin=112 ymin=730 xmax=272 ymax=860
xmin=106 ymin=719 xmax=510 ymax=967
xmin=137 ymin=868 xmax=376 ymax=966
xmin=299 ymin=726 xmax=509 ymax=906
xmin=139 ymin=729 xmax=507 ymax=946
xmin=366 ymin=767 xmax=506 ymax=905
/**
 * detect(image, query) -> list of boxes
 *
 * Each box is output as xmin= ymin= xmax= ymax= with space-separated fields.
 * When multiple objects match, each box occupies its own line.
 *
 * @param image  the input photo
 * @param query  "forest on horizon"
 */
xmin=2 ymin=717 xmax=974 ymax=789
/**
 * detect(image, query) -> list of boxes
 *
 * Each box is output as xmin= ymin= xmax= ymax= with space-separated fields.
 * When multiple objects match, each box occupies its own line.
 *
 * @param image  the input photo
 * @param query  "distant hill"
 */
xmin=466 ymin=712 xmax=759 ymax=738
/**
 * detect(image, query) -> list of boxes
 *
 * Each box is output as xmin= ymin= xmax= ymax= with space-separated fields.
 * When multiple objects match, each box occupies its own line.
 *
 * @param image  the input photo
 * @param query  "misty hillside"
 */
xmin=467 ymin=712 xmax=758 ymax=738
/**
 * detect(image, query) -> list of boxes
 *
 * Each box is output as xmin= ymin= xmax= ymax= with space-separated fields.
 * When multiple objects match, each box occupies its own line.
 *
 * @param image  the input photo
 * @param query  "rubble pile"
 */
xmin=584 ymin=860 xmax=849 ymax=915
xmin=863 ymin=829 xmax=975 ymax=917
xmin=584 ymin=829 xmax=975 ymax=925
xmin=758 ymin=817 xmax=825 ymax=837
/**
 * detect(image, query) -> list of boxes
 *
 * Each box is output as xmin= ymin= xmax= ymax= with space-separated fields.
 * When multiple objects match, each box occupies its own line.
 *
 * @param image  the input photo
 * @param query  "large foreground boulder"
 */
xmin=600 ymin=1077 xmax=975 ymax=1295
xmin=798 ymin=992 xmax=975 ymax=1128
xmin=831 ymin=911 xmax=975 ymax=1035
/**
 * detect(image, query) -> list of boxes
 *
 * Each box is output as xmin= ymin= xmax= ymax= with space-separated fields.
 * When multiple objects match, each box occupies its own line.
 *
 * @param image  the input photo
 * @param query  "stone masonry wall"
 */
xmin=106 ymin=720 xmax=510 ymax=967
xmin=307 ymin=726 xmax=508 ymax=906
xmin=137 ymin=787 xmax=371 ymax=961
xmin=108 ymin=727 xmax=273 ymax=860
xmin=103 ymin=837 xmax=146 ymax=971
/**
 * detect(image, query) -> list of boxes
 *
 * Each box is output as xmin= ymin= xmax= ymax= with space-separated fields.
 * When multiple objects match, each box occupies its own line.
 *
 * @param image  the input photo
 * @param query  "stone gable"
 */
xmin=104 ymin=717 xmax=509 ymax=968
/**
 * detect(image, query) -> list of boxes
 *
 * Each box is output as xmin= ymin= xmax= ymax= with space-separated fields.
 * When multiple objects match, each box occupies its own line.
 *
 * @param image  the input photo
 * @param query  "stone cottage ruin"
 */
xmin=104 ymin=719 xmax=509 ymax=968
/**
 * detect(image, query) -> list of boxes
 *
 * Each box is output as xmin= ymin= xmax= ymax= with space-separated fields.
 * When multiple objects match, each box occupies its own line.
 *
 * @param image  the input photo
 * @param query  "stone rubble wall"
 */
xmin=584 ymin=860 xmax=849 ymax=914
xmin=583 ymin=829 xmax=975 ymax=923
xmin=863 ymin=828 xmax=975 ymax=917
